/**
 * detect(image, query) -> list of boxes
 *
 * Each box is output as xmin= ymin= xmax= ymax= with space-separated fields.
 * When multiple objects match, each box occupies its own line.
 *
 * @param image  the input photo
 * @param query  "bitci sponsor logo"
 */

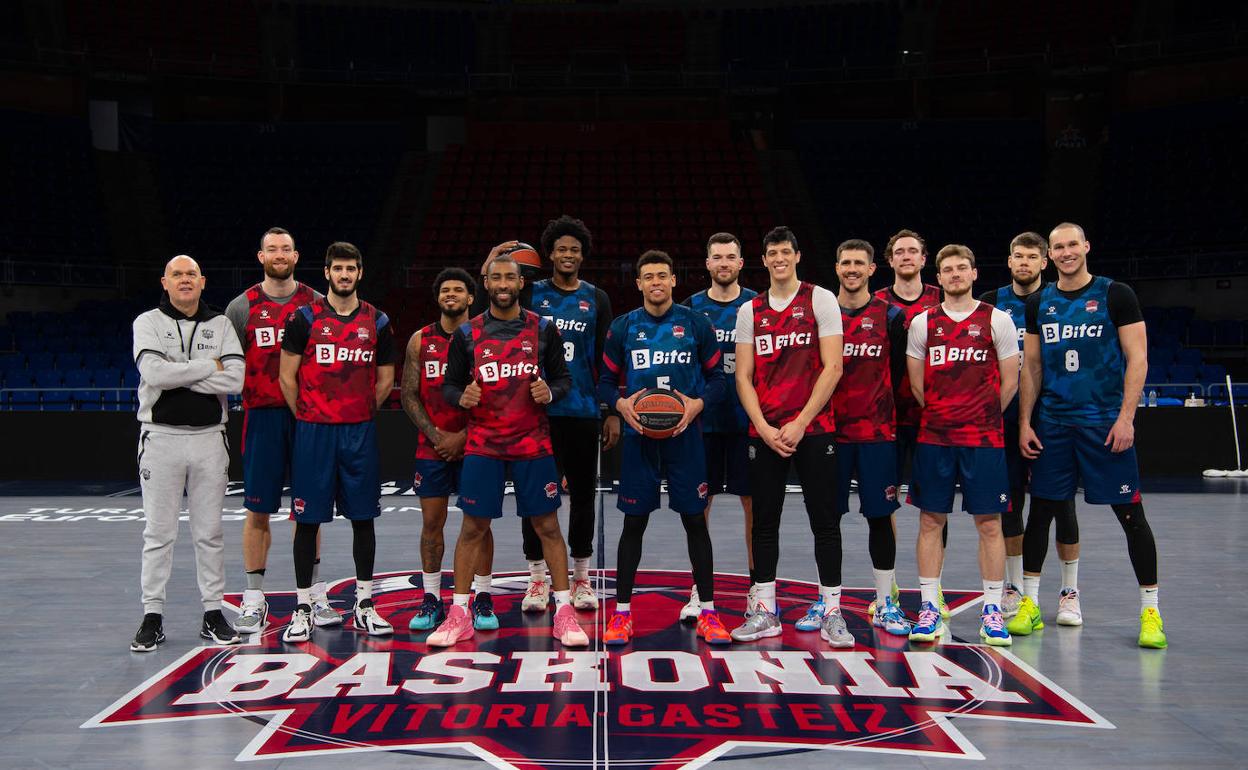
xmin=83 ymin=571 xmax=1110 ymax=768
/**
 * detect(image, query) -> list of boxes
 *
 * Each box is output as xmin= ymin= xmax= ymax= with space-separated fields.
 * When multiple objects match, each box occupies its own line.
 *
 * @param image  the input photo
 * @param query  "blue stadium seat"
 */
xmin=1200 ymin=364 xmax=1227 ymax=384
xmin=1173 ymin=348 xmax=1203 ymax=367
xmin=27 ymin=351 xmax=54 ymax=370
xmin=1215 ymin=320 xmax=1243 ymax=347
xmin=57 ymin=352 xmax=84 ymax=370
xmin=5 ymin=370 xmax=38 ymax=411
xmin=1186 ymin=319 xmax=1214 ymax=346
xmin=1146 ymin=347 xmax=1175 ymax=368
xmin=83 ymin=350 xmax=111 ymax=370
xmin=1167 ymin=363 xmax=1198 ymax=384
xmin=35 ymin=369 xmax=71 ymax=411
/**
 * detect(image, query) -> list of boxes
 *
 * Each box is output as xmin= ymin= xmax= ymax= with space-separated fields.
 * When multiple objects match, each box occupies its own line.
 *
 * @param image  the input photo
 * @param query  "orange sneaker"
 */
xmin=696 ymin=610 xmax=732 ymax=645
xmin=603 ymin=612 xmax=633 ymax=646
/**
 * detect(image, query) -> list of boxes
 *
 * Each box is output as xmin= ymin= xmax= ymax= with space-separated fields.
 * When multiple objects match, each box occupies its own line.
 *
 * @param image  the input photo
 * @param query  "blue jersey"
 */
xmin=599 ymin=304 xmax=724 ymax=436
xmin=986 ymin=284 xmax=1031 ymax=423
xmin=1033 ymin=276 xmax=1125 ymax=426
xmin=531 ymin=279 xmax=605 ymax=419
xmin=685 ymin=287 xmax=757 ymax=433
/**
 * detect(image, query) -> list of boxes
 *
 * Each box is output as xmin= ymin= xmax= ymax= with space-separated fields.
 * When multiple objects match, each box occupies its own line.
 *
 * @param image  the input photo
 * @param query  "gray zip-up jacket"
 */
xmin=133 ymin=293 xmax=244 ymax=435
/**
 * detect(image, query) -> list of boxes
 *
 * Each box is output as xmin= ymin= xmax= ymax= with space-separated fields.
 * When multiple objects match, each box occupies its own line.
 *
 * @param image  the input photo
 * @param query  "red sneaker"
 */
xmin=696 ymin=610 xmax=732 ymax=645
xmin=602 ymin=612 xmax=634 ymax=646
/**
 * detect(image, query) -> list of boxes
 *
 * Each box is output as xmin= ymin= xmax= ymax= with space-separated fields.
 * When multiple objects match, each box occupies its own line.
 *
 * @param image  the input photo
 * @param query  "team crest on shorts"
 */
xmin=885 ymin=484 xmax=898 ymax=501
xmin=544 ymin=481 xmax=559 ymax=498
xmin=412 ymin=472 xmax=423 ymax=489
xmin=84 ymin=571 xmax=1112 ymax=767
xmin=697 ymin=482 xmax=709 ymax=498
xmin=292 ymin=498 xmax=305 ymax=515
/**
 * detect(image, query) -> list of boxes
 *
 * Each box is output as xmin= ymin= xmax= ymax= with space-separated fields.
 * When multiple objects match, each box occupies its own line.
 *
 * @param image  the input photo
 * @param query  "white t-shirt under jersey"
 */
xmin=734 ymin=284 xmax=843 ymax=343
xmin=905 ymin=301 xmax=1020 ymax=361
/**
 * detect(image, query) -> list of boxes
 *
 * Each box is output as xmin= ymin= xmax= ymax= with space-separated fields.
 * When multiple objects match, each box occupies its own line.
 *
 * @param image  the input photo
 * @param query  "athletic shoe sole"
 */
xmin=409 ymin=614 xmax=443 ymax=631
xmin=1056 ymin=615 xmax=1083 ymax=626
xmin=473 ymin=615 xmax=500 ymax=631
xmin=312 ymin=612 xmax=343 ymax=628
xmin=908 ymin=626 xmax=944 ymax=643
xmin=731 ymin=625 xmax=783 ymax=642
xmin=130 ymin=632 xmax=165 ymax=653
xmin=200 ymin=629 xmax=241 ymax=645
xmin=980 ymin=628 xmax=1013 ymax=646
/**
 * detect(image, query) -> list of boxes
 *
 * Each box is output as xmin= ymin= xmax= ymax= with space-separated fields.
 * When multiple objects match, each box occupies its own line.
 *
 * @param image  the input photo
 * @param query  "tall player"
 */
xmin=681 ymin=232 xmax=757 ymax=619
xmin=874 ymin=229 xmax=947 ymax=616
xmin=1017 ymin=223 xmax=1165 ymax=649
xmin=832 ymin=239 xmax=911 ymax=636
xmin=523 ymin=215 xmax=619 ymax=613
xmin=978 ymin=233 xmax=1079 ymax=622
xmin=401 ymin=268 xmax=497 ymax=633
xmin=905 ymin=244 xmax=1019 ymax=647
xmin=732 ymin=227 xmax=849 ymax=646
xmin=224 ymin=228 xmax=326 ymax=634
xmin=428 ymin=251 xmax=589 ymax=648
xmin=597 ymin=249 xmax=732 ymax=646
xmin=278 ymin=242 xmax=395 ymax=644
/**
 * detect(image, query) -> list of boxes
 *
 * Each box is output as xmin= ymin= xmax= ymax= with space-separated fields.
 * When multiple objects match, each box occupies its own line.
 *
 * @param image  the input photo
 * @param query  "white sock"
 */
xmin=453 ymin=592 xmax=470 ymax=609
xmin=919 ymin=576 xmax=939 ymax=607
xmin=422 ymin=571 xmax=441 ymax=598
xmin=1023 ymin=574 xmax=1041 ymax=601
xmin=553 ymin=589 xmax=571 ymax=608
xmin=473 ymin=574 xmax=492 ymax=595
xmin=528 ymin=560 xmax=548 ymax=583
xmin=310 ymin=580 xmax=328 ymax=600
xmin=700 ymin=600 xmax=715 ymax=611
xmin=296 ymin=587 xmax=312 ymax=607
xmin=356 ymin=580 xmax=372 ymax=602
xmin=819 ymin=585 xmax=842 ymax=612
xmin=573 ymin=557 xmax=590 ymax=581
xmin=1006 ymin=555 xmax=1023 ymax=589
xmin=982 ymin=580 xmax=1003 ymax=609
xmin=1140 ymin=586 xmax=1159 ymax=611
xmin=873 ymin=568 xmax=895 ymax=607
xmin=755 ymin=581 xmax=777 ymax=614
xmin=1060 ymin=559 xmax=1079 ymax=593
xmin=242 ymin=588 xmax=264 ymax=606
xmin=616 ymin=602 xmax=631 ymax=613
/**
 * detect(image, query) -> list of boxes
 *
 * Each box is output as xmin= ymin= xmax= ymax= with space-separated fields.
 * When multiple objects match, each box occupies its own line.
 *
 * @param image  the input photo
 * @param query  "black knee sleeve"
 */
xmin=812 ymin=511 xmax=845 ymax=587
xmin=1002 ymin=488 xmax=1026 ymax=538
xmin=1112 ymin=502 xmax=1157 ymax=585
xmin=1054 ymin=498 xmax=1079 ymax=545
xmin=351 ymin=518 xmax=376 ymax=582
xmin=680 ymin=512 xmax=715 ymax=602
xmin=294 ymin=522 xmax=319 ymax=589
xmin=867 ymin=515 xmax=896 ymax=571
xmin=1022 ymin=498 xmax=1062 ymax=573
xmin=614 ymin=513 xmax=651 ymax=603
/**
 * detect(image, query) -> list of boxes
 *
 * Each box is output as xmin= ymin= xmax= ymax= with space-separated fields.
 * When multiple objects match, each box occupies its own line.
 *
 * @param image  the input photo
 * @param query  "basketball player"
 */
xmin=224 ymin=228 xmax=326 ymax=634
xmin=401 ymin=268 xmax=498 ymax=633
xmin=832 ymin=239 xmax=911 ymax=636
xmin=681 ymin=232 xmax=758 ymax=619
xmin=523 ymin=215 xmax=619 ymax=613
xmin=875 ymin=229 xmax=948 ymax=617
xmin=278 ymin=242 xmax=395 ymax=643
xmin=427 ymin=251 xmax=588 ymax=648
xmin=1017 ymin=223 xmax=1165 ymax=649
xmin=978 ymin=233 xmax=1079 ymax=621
xmin=598 ymin=250 xmax=731 ymax=646
xmin=905 ymin=244 xmax=1019 ymax=647
xmin=732 ymin=226 xmax=849 ymax=646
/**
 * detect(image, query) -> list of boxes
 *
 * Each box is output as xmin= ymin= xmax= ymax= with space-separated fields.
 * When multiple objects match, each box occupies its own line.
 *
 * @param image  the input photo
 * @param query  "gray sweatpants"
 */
xmin=138 ymin=429 xmax=230 ymax=614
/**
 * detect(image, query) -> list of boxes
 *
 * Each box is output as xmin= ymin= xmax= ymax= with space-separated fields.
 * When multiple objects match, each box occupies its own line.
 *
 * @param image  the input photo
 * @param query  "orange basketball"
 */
xmin=504 ymin=242 xmax=543 ymax=269
xmin=634 ymin=388 xmax=685 ymax=439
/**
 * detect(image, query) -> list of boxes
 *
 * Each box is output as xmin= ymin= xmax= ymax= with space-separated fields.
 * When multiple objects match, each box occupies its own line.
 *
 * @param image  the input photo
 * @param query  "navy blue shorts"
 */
xmin=413 ymin=458 xmax=461 ymax=499
xmin=909 ymin=443 xmax=1009 ymax=515
xmin=704 ymin=431 xmax=750 ymax=497
xmin=1029 ymin=420 xmax=1142 ymax=505
xmin=242 ymin=407 xmax=295 ymax=514
xmin=290 ymin=420 xmax=380 ymax=524
xmin=618 ymin=430 xmax=708 ymax=516
xmin=895 ymin=423 xmax=919 ymax=486
xmin=458 ymin=454 xmax=561 ymax=519
xmin=836 ymin=440 xmax=901 ymax=518
xmin=1004 ymin=421 xmax=1028 ymax=493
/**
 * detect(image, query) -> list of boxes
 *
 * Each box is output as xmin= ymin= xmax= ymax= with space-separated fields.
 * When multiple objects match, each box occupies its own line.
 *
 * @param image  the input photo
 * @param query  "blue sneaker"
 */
xmin=795 ymin=599 xmax=827 ymax=631
xmin=472 ymin=592 xmax=500 ymax=631
xmin=408 ymin=593 xmax=445 ymax=631
xmin=872 ymin=597 xmax=911 ymax=636
xmin=908 ymin=600 xmax=944 ymax=642
xmin=979 ymin=604 xmax=1012 ymax=647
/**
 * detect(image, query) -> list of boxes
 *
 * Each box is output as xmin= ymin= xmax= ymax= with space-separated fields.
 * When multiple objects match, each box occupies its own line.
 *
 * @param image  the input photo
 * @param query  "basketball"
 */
xmin=504 ymin=242 xmax=543 ymax=270
xmin=633 ymin=388 xmax=685 ymax=439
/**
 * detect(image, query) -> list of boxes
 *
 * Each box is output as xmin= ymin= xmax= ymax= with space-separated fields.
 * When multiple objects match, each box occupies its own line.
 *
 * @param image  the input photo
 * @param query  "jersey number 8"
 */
xmin=1064 ymin=349 xmax=1079 ymax=372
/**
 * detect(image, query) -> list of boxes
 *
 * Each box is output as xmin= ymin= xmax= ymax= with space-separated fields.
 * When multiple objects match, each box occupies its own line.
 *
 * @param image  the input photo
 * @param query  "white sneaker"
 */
xmin=522 ymin=579 xmax=550 ymax=612
xmin=680 ymin=585 xmax=701 ymax=622
xmin=745 ymin=583 xmax=760 ymax=618
xmin=1056 ymin=589 xmax=1083 ymax=626
xmin=353 ymin=601 xmax=393 ymax=636
xmin=233 ymin=592 xmax=267 ymax=634
xmin=311 ymin=598 xmax=343 ymax=627
xmin=283 ymin=605 xmax=312 ymax=644
xmin=571 ymin=578 xmax=598 ymax=610
xmin=1001 ymin=585 xmax=1023 ymax=619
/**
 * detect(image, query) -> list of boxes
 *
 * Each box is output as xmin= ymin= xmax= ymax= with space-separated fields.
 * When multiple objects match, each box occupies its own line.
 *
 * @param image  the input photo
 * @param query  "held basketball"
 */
xmin=504 ymin=242 xmax=543 ymax=270
xmin=633 ymin=388 xmax=685 ymax=439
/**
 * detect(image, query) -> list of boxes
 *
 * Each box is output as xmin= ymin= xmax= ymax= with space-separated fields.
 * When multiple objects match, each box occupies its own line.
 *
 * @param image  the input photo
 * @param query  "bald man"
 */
xmin=131 ymin=255 xmax=245 ymax=652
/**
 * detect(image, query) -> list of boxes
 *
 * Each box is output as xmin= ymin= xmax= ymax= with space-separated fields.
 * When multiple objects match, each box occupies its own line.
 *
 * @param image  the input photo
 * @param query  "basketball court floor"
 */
xmin=1 ymin=479 xmax=1245 ymax=769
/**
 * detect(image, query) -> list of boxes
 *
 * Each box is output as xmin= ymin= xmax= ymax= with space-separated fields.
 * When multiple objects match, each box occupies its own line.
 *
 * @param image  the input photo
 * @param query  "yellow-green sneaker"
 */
xmin=1138 ymin=608 xmax=1167 ymax=649
xmin=867 ymin=579 xmax=901 ymax=618
xmin=1007 ymin=595 xmax=1044 ymax=636
xmin=937 ymin=583 xmax=950 ymax=620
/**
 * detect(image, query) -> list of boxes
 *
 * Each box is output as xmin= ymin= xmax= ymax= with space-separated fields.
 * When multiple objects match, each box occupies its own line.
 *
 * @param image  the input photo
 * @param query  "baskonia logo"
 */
xmin=83 ymin=571 xmax=1111 ymax=767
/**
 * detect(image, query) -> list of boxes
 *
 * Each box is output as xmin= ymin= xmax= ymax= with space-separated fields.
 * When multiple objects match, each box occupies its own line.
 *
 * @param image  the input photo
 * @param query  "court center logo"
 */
xmin=84 ymin=570 xmax=1111 ymax=767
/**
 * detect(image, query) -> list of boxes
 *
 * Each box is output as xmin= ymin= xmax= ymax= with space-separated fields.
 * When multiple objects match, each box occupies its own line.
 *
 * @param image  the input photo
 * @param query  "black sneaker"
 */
xmin=131 ymin=613 xmax=165 ymax=652
xmin=201 ymin=609 xmax=241 ymax=645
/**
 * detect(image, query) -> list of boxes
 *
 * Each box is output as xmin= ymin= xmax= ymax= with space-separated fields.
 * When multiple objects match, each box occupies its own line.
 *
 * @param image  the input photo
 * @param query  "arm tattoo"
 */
xmin=401 ymin=333 xmax=440 ymax=442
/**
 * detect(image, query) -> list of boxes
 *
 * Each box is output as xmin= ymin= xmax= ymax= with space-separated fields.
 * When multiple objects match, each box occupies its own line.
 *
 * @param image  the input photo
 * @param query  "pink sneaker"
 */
xmin=553 ymin=604 xmax=589 ymax=647
xmin=426 ymin=604 xmax=474 ymax=647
